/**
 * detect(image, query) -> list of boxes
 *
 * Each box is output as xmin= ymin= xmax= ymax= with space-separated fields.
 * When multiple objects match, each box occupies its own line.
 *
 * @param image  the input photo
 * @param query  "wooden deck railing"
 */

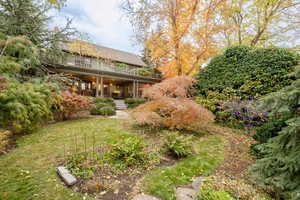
xmin=60 ymin=55 xmax=161 ymax=79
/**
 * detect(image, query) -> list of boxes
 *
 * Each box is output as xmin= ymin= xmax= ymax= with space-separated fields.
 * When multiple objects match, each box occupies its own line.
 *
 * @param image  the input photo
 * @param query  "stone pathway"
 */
xmin=132 ymin=194 xmax=160 ymax=200
xmin=131 ymin=176 xmax=205 ymax=200
xmin=109 ymin=110 xmax=129 ymax=119
xmin=114 ymin=100 xmax=127 ymax=110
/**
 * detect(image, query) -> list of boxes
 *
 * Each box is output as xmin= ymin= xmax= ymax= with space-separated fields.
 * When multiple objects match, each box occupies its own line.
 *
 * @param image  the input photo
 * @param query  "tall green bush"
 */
xmin=0 ymin=80 xmax=59 ymax=133
xmin=195 ymin=46 xmax=299 ymax=98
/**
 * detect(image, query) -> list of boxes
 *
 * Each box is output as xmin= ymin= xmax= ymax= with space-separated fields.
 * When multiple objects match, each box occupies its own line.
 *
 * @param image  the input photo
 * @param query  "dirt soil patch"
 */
xmin=70 ymin=155 xmax=178 ymax=200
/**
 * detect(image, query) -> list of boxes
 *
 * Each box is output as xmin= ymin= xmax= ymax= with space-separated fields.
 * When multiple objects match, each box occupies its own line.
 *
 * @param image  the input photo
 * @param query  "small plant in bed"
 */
xmin=197 ymin=188 xmax=234 ymax=200
xmin=66 ymin=152 xmax=100 ymax=179
xmin=163 ymin=131 xmax=193 ymax=158
xmin=105 ymin=136 xmax=160 ymax=170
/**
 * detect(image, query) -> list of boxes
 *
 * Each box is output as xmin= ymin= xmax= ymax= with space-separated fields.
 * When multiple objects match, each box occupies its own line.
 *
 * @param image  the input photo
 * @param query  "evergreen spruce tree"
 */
xmin=251 ymin=73 xmax=300 ymax=200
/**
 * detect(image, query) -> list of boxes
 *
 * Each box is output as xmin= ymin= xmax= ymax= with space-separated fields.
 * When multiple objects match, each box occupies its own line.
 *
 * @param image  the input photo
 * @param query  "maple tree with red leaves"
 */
xmin=130 ymin=76 xmax=215 ymax=132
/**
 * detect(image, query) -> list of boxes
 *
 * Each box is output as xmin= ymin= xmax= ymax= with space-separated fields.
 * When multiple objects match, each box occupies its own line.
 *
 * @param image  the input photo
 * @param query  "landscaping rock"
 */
xmin=176 ymin=187 xmax=197 ymax=200
xmin=57 ymin=166 xmax=77 ymax=186
xmin=192 ymin=176 xmax=205 ymax=190
xmin=132 ymin=194 xmax=160 ymax=200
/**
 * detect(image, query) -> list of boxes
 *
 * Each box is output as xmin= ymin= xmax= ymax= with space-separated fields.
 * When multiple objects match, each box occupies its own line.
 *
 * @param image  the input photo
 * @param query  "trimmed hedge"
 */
xmin=125 ymin=98 xmax=148 ymax=109
xmin=195 ymin=46 xmax=299 ymax=98
xmin=93 ymin=97 xmax=115 ymax=107
xmin=90 ymin=98 xmax=116 ymax=116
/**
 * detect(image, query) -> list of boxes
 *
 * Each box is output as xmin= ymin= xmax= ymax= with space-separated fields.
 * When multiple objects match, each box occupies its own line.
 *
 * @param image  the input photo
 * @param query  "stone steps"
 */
xmin=114 ymin=100 xmax=127 ymax=110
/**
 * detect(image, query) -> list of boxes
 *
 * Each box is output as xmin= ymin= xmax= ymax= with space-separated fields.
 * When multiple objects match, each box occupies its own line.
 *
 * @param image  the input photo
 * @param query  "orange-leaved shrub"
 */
xmin=130 ymin=76 xmax=215 ymax=132
xmin=142 ymin=76 xmax=195 ymax=99
xmin=56 ymin=91 xmax=92 ymax=120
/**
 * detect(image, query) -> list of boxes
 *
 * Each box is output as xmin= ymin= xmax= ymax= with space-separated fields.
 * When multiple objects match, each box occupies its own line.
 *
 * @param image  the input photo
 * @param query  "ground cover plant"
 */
xmin=197 ymin=187 xmax=234 ymax=200
xmin=163 ymin=131 xmax=193 ymax=158
xmin=105 ymin=135 xmax=160 ymax=170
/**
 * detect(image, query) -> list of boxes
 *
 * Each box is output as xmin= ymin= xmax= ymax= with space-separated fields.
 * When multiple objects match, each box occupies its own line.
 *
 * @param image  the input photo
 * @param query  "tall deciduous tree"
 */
xmin=0 ymin=0 xmax=74 ymax=49
xmin=123 ymin=0 xmax=227 ymax=77
xmin=219 ymin=0 xmax=300 ymax=48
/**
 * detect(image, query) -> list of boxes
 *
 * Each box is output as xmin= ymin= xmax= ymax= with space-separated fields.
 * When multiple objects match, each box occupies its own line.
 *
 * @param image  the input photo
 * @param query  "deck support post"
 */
xmin=100 ymin=76 xmax=104 ymax=97
xmin=133 ymin=80 xmax=136 ymax=98
xmin=95 ymin=77 xmax=99 ymax=97
xmin=136 ymin=80 xmax=139 ymax=98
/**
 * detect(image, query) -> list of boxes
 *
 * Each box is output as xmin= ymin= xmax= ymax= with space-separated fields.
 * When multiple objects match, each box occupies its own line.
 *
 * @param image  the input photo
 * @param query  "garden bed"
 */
xmin=0 ymin=118 xmax=271 ymax=200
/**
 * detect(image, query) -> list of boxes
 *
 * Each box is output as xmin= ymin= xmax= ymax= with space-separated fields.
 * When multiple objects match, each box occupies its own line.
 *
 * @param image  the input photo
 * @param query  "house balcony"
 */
xmin=48 ymin=54 xmax=162 ymax=83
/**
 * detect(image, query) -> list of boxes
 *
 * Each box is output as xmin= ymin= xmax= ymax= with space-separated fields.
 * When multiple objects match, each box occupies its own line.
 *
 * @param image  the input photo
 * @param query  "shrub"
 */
xmin=57 ymin=91 xmax=92 ymax=120
xmin=0 ymin=79 xmax=58 ymax=133
xmin=163 ymin=131 xmax=193 ymax=158
xmin=130 ymin=97 xmax=215 ymax=133
xmin=251 ymin=79 xmax=300 ymax=199
xmin=90 ymin=102 xmax=110 ymax=115
xmin=106 ymin=136 xmax=158 ymax=169
xmin=216 ymin=99 xmax=268 ymax=128
xmin=98 ymin=106 xmax=116 ymax=116
xmin=195 ymin=46 xmax=299 ymax=98
xmin=143 ymin=76 xmax=195 ymax=99
xmin=93 ymin=97 xmax=115 ymax=107
xmin=196 ymin=89 xmax=238 ymax=113
xmin=131 ymin=76 xmax=215 ymax=133
xmin=125 ymin=98 xmax=148 ymax=109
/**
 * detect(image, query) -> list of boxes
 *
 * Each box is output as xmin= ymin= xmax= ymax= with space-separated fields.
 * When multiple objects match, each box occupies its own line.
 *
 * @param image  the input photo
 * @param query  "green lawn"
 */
xmin=142 ymin=135 xmax=226 ymax=200
xmin=0 ymin=118 xmax=226 ymax=200
xmin=0 ymin=118 xmax=137 ymax=200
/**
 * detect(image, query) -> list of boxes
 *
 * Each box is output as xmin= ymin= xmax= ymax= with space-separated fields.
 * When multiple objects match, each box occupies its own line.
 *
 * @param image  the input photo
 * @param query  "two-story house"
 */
xmin=45 ymin=40 xmax=161 ymax=98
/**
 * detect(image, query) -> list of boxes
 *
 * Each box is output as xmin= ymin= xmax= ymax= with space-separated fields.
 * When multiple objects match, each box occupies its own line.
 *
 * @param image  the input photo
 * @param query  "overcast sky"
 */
xmin=51 ymin=0 xmax=139 ymax=54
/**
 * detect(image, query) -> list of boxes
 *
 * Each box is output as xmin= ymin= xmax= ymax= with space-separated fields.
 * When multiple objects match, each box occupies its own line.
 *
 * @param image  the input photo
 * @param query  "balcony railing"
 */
xmin=60 ymin=55 xmax=161 ymax=79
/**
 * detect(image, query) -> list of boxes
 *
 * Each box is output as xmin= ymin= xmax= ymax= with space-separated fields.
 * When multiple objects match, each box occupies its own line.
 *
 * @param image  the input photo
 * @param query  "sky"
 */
xmin=51 ymin=0 xmax=140 ymax=55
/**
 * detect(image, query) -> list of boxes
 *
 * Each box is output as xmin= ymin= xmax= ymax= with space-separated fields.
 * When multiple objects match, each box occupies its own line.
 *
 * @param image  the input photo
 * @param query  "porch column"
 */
xmin=95 ymin=77 xmax=99 ymax=97
xmin=100 ymin=76 xmax=104 ymax=97
xmin=132 ymin=80 xmax=136 ymax=98
xmin=136 ymin=80 xmax=139 ymax=98
xmin=109 ymin=83 xmax=112 ymax=97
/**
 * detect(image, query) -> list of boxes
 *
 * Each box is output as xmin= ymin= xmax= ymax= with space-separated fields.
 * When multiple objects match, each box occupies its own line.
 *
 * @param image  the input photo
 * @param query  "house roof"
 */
xmin=61 ymin=40 xmax=147 ymax=67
